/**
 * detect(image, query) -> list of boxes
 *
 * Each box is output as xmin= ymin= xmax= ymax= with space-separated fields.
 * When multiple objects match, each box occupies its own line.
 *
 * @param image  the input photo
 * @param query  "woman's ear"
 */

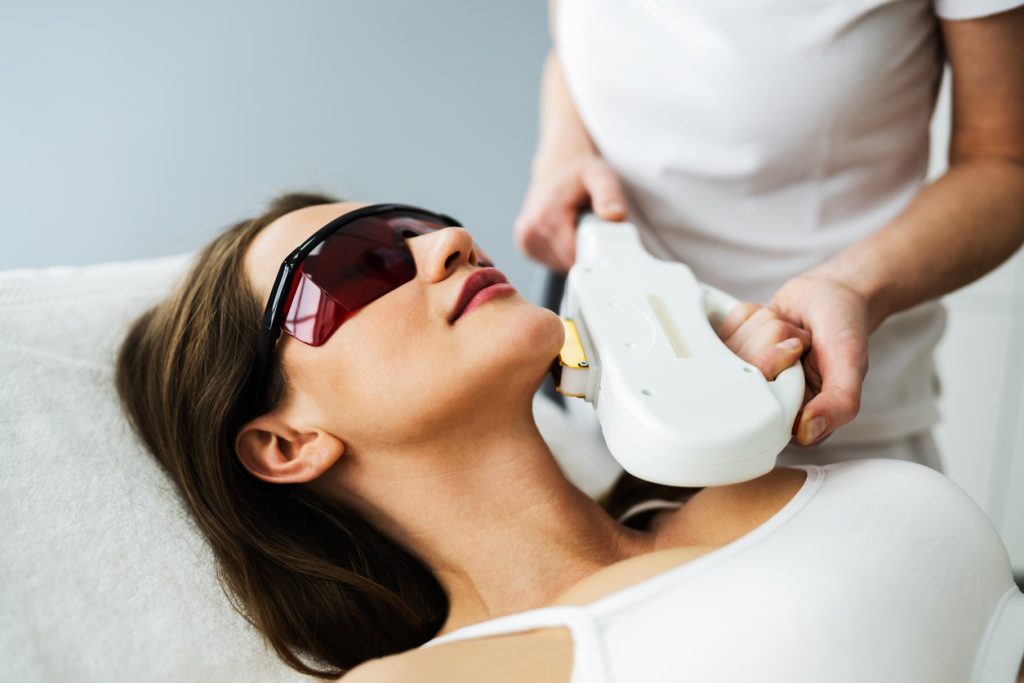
xmin=235 ymin=414 xmax=345 ymax=484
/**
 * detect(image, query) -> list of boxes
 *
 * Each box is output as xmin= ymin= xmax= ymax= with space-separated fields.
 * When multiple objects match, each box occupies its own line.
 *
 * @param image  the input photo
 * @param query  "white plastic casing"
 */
xmin=563 ymin=215 xmax=805 ymax=486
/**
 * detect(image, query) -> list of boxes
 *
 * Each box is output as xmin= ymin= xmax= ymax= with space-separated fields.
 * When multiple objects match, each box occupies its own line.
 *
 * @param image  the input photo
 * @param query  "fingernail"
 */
xmin=604 ymin=201 xmax=625 ymax=215
xmin=780 ymin=337 xmax=802 ymax=349
xmin=802 ymin=415 xmax=828 ymax=444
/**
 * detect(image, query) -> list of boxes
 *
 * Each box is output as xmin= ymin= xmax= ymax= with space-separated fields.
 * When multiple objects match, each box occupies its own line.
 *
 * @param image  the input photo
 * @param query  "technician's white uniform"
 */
xmin=556 ymin=0 xmax=1024 ymax=465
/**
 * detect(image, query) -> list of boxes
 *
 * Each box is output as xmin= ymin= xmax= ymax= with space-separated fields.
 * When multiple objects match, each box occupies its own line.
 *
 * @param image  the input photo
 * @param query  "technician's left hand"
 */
xmin=715 ymin=303 xmax=812 ymax=386
xmin=768 ymin=275 xmax=871 ymax=447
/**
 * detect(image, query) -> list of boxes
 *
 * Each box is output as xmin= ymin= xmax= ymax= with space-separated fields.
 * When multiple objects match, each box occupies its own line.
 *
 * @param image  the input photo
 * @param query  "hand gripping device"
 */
xmin=551 ymin=215 xmax=805 ymax=487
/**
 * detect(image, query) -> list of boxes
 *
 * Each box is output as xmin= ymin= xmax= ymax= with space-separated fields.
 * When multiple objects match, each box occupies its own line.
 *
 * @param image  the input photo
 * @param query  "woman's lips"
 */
xmin=449 ymin=268 xmax=515 ymax=323
xmin=458 ymin=282 xmax=516 ymax=320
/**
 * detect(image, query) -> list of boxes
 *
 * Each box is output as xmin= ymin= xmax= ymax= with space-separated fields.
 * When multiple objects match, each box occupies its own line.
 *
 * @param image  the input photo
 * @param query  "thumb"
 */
xmin=796 ymin=339 xmax=866 ymax=445
xmin=580 ymin=161 xmax=627 ymax=221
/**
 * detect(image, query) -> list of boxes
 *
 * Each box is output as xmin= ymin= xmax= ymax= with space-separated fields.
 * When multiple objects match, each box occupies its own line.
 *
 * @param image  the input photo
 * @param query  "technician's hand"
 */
xmin=769 ymin=275 xmax=871 ymax=447
xmin=716 ymin=303 xmax=812 ymax=384
xmin=514 ymin=154 xmax=627 ymax=273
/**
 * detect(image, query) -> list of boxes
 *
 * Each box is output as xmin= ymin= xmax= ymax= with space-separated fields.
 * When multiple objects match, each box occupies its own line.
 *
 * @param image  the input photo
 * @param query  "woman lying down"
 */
xmin=116 ymin=193 xmax=1024 ymax=682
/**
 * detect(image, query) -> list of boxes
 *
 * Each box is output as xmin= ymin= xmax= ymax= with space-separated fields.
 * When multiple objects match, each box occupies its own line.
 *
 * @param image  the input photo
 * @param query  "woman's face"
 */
xmin=244 ymin=202 xmax=564 ymax=453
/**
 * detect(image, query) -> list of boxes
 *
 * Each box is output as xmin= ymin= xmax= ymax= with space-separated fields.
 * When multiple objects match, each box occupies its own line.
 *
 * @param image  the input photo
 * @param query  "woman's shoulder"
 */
xmin=820 ymin=458 xmax=1008 ymax=545
xmin=553 ymin=466 xmax=811 ymax=606
xmin=340 ymin=628 xmax=573 ymax=683
xmin=649 ymin=458 xmax=1004 ymax=563
xmin=650 ymin=465 xmax=809 ymax=547
xmin=810 ymin=458 xmax=986 ymax=517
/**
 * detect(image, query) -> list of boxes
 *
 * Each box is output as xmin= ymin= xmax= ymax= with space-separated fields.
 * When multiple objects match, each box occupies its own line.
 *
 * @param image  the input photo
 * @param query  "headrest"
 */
xmin=0 ymin=256 xmax=309 ymax=681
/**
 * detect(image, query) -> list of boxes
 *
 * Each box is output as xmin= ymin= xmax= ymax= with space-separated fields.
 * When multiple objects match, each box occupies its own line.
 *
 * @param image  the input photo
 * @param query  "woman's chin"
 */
xmin=507 ymin=300 xmax=565 ymax=358
xmin=509 ymin=305 xmax=566 ymax=382
xmin=465 ymin=299 xmax=564 ymax=381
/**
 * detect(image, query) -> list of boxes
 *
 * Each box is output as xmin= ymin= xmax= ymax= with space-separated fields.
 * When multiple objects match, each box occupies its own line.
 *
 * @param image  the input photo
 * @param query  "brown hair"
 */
xmin=115 ymin=192 xmax=448 ymax=677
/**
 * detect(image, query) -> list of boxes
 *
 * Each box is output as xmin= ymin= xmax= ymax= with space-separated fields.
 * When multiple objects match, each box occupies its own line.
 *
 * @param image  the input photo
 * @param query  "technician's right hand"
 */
xmin=514 ymin=153 xmax=628 ymax=273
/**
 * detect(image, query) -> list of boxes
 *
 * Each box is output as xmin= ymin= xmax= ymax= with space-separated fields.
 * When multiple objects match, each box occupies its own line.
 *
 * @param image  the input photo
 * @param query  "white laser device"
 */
xmin=552 ymin=215 xmax=805 ymax=487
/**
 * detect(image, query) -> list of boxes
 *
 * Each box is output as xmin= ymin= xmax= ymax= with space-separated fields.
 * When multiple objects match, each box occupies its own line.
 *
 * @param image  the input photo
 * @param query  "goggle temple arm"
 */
xmin=251 ymin=262 xmax=297 ymax=407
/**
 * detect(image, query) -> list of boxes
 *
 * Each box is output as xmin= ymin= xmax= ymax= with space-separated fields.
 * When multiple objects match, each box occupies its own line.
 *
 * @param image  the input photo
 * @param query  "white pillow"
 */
xmin=0 ymin=256 xmax=311 ymax=682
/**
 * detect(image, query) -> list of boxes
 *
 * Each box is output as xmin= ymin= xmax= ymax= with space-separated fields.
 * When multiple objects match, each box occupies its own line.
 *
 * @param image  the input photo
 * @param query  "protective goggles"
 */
xmin=249 ymin=203 xmax=483 ymax=406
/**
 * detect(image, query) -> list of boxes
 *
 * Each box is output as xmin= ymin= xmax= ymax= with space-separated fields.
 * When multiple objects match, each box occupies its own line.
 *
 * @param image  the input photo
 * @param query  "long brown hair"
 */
xmin=115 ymin=192 xmax=448 ymax=677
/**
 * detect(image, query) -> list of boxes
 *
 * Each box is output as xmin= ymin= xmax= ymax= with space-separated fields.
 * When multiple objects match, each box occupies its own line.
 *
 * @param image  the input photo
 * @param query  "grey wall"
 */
xmin=0 ymin=0 xmax=549 ymax=293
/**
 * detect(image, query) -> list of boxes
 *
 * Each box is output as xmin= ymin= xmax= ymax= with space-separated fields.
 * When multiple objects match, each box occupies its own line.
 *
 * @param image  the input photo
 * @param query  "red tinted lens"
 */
xmin=282 ymin=210 xmax=448 ymax=345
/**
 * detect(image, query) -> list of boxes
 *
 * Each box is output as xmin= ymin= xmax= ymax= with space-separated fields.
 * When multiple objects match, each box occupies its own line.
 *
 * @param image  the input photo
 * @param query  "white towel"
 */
xmin=0 ymin=256 xmax=311 ymax=682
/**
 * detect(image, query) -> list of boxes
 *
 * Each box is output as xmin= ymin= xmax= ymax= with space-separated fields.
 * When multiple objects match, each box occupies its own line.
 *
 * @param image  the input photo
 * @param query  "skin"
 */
xmin=515 ymin=2 xmax=1024 ymax=448
xmin=235 ymin=202 xmax=811 ymax=681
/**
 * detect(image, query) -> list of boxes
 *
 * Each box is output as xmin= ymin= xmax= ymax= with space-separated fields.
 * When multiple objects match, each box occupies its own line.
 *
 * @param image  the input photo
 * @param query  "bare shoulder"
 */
xmin=654 ymin=467 xmax=808 ymax=547
xmin=340 ymin=629 xmax=573 ymax=683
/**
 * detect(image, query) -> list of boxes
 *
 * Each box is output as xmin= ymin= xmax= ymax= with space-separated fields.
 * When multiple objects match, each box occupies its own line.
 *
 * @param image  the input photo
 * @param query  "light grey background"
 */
xmin=0 ymin=0 xmax=549 ymax=293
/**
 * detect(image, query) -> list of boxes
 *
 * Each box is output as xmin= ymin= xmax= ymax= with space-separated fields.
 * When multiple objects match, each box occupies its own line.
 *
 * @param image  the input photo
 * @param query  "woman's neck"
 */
xmin=330 ymin=410 xmax=654 ymax=633
xmin=426 ymin=442 xmax=653 ymax=634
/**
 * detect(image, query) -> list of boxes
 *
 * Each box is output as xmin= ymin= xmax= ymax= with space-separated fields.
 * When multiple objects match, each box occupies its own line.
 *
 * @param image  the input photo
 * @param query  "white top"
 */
xmin=556 ymin=0 xmax=1024 ymax=445
xmin=423 ymin=461 xmax=1024 ymax=682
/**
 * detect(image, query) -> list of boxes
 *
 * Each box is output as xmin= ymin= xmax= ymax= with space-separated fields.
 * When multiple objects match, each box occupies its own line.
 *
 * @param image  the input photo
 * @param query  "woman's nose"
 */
xmin=410 ymin=227 xmax=480 ymax=282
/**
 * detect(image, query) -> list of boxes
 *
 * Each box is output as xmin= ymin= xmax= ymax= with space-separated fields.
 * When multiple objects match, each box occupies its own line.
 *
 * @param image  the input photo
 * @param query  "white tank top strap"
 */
xmin=422 ymin=604 xmax=608 ymax=683
xmin=616 ymin=498 xmax=684 ymax=526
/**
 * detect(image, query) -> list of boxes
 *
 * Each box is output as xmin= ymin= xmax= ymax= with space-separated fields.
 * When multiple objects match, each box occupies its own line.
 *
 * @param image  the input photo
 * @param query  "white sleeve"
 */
xmin=934 ymin=0 xmax=1024 ymax=20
